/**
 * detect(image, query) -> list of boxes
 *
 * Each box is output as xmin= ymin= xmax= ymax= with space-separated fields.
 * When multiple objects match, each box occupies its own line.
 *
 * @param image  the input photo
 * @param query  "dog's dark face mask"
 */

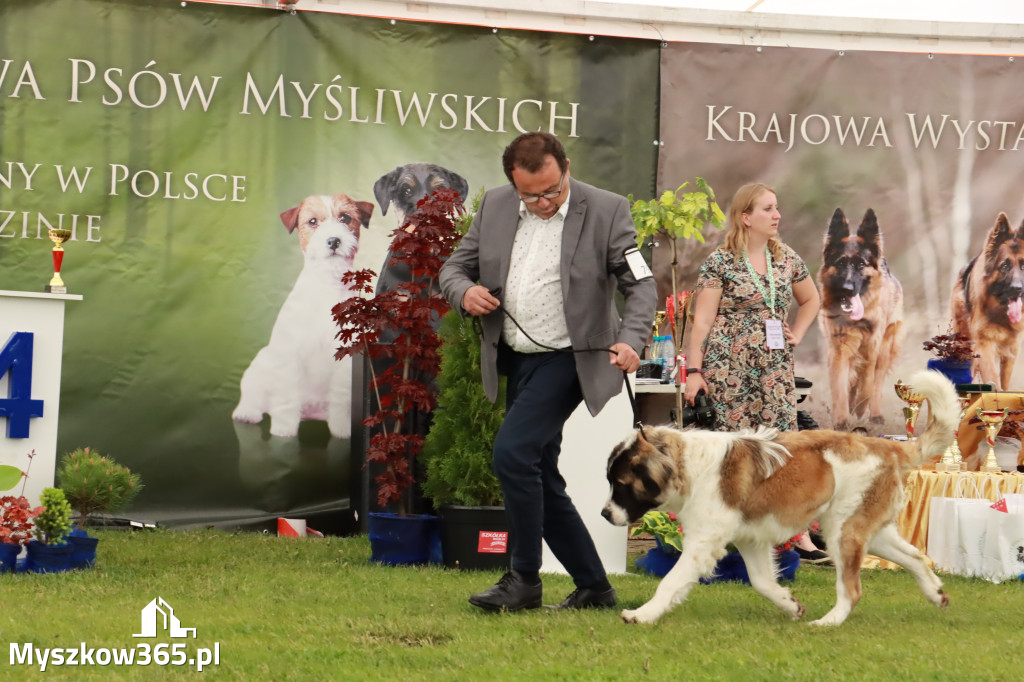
xmin=604 ymin=440 xmax=667 ymax=524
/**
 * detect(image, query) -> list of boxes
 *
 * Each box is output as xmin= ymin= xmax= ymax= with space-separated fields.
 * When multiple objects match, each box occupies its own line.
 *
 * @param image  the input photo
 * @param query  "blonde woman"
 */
xmin=685 ymin=182 xmax=820 ymax=431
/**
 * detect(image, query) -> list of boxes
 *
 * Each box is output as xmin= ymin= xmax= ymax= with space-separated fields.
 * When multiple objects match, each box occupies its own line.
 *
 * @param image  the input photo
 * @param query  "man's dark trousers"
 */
xmin=494 ymin=345 xmax=607 ymax=588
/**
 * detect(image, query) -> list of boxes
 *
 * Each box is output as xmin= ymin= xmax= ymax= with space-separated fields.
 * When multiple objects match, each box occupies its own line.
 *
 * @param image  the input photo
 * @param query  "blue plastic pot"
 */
xmin=926 ymin=358 xmax=973 ymax=386
xmin=367 ymin=512 xmax=441 ymax=566
xmin=0 ymin=542 xmax=21 ymax=573
xmin=68 ymin=529 xmax=99 ymax=569
xmin=636 ymin=546 xmax=800 ymax=584
xmin=25 ymin=539 xmax=73 ymax=574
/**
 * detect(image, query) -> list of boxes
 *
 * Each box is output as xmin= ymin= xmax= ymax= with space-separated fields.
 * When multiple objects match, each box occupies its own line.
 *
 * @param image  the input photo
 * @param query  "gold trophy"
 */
xmin=976 ymin=407 xmax=1009 ymax=473
xmin=895 ymin=380 xmax=926 ymax=440
xmin=652 ymin=310 xmax=667 ymax=337
xmin=938 ymin=395 xmax=972 ymax=472
xmin=46 ymin=227 xmax=72 ymax=294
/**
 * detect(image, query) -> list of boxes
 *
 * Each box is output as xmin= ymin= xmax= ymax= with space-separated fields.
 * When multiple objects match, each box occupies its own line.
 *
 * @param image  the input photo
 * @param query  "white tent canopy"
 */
xmin=283 ymin=0 xmax=1024 ymax=54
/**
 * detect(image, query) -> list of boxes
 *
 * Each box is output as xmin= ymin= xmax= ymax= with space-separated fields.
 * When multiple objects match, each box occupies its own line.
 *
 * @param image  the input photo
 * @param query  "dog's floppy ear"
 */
xmin=373 ymin=167 xmax=401 ymax=216
xmin=442 ymin=169 xmax=470 ymax=202
xmin=280 ymin=205 xmax=301 ymax=234
xmin=355 ymin=201 xmax=374 ymax=228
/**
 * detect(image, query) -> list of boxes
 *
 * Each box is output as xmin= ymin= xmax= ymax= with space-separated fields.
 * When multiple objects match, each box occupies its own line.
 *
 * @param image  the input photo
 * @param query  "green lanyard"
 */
xmin=742 ymin=246 xmax=776 ymax=316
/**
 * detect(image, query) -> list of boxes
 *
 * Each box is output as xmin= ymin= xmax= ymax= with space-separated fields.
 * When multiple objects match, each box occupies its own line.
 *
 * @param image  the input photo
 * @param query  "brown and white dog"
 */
xmin=602 ymin=370 xmax=957 ymax=627
xmin=232 ymin=194 xmax=373 ymax=439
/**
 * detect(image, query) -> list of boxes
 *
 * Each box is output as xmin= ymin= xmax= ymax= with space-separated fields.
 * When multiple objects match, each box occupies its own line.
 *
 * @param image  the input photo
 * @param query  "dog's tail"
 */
xmin=907 ymin=370 xmax=960 ymax=468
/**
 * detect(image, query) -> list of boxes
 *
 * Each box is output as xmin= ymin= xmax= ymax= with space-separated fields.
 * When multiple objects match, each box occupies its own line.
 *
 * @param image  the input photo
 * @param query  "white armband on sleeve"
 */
xmin=624 ymin=247 xmax=653 ymax=280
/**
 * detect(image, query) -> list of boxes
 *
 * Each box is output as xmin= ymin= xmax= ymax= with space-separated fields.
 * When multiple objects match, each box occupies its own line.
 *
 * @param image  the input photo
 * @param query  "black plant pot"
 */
xmin=439 ymin=505 xmax=510 ymax=571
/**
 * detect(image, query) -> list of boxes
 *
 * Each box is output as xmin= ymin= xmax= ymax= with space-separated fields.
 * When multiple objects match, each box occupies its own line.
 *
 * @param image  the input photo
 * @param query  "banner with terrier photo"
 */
xmin=657 ymin=43 xmax=1024 ymax=443
xmin=0 ymin=0 xmax=659 ymax=529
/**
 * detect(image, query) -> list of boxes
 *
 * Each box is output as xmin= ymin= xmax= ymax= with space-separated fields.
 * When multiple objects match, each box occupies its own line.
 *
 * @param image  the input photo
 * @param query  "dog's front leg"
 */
xmin=999 ymin=347 xmax=1019 ymax=394
xmin=327 ymin=356 xmax=353 ymax=439
xmin=734 ymin=541 xmax=804 ymax=619
xmin=622 ymin=543 xmax=723 ymax=625
xmin=974 ymin=340 xmax=1003 ymax=390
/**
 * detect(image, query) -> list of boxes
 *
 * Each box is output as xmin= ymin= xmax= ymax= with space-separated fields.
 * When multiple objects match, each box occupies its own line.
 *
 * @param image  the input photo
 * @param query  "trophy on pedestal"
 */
xmin=937 ymin=395 xmax=971 ymax=472
xmin=45 ymin=227 xmax=72 ymax=294
xmin=976 ymin=407 xmax=1009 ymax=473
xmin=651 ymin=310 xmax=667 ymax=337
xmin=894 ymin=380 xmax=926 ymax=440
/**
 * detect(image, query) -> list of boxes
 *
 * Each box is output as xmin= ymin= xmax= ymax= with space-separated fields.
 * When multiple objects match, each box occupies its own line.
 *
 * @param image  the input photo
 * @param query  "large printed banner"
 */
xmin=0 ymin=0 xmax=659 ymax=529
xmin=658 ymin=44 xmax=1024 ymax=436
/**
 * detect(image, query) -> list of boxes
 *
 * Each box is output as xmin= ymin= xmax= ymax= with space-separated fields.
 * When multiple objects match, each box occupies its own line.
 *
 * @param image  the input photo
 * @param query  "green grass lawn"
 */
xmin=1 ymin=529 xmax=1021 ymax=681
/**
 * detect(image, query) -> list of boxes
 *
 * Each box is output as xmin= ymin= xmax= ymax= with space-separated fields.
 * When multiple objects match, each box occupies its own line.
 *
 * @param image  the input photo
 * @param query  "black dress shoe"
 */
xmin=553 ymin=585 xmax=617 ymax=610
xmin=468 ymin=571 xmax=542 ymax=612
xmin=795 ymin=547 xmax=833 ymax=566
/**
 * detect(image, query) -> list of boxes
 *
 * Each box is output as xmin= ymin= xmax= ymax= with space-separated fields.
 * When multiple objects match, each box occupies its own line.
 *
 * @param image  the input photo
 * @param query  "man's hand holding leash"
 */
xmin=461 ymin=284 xmax=500 ymax=316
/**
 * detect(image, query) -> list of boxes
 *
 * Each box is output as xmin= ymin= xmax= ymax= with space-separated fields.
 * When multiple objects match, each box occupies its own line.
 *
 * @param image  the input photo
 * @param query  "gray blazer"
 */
xmin=439 ymin=178 xmax=657 ymax=416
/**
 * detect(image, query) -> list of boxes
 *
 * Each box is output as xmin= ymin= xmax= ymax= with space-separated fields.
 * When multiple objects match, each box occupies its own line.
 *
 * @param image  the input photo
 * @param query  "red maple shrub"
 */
xmin=332 ymin=187 xmax=465 ymax=511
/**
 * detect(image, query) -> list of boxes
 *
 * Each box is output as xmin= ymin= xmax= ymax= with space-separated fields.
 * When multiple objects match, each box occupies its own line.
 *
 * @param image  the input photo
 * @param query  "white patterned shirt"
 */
xmin=502 ymin=192 xmax=572 ymax=353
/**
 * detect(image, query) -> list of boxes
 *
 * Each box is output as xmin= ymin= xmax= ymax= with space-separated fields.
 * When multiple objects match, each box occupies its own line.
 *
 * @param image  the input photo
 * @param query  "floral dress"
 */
xmin=695 ymin=244 xmax=810 ymax=432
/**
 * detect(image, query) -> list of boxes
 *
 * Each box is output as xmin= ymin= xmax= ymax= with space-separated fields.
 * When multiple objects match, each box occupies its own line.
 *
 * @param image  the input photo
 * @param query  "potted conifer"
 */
xmin=419 ymin=189 xmax=509 ymax=569
xmin=57 ymin=447 xmax=144 ymax=568
xmin=421 ymin=307 xmax=508 ymax=570
xmin=25 ymin=487 xmax=74 ymax=573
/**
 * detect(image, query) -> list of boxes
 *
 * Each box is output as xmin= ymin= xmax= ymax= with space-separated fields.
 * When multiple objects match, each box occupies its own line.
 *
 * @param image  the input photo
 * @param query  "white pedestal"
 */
xmin=541 ymin=379 xmax=634 ymax=576
xmin=0 ymin=290 xmax=82 ymax=507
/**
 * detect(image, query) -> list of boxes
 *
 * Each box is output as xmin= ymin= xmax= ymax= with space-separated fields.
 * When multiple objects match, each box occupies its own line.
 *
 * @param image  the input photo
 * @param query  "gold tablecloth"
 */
xmin=865 ymin=469 xmax=1024 ymax=569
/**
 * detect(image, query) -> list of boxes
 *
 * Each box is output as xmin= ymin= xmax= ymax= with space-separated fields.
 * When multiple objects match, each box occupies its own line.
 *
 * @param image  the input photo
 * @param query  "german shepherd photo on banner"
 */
xmin=951 ymin=212 xmax=1024 ymax=390
xmin=818 ymin=208 xmax=905 ymax=429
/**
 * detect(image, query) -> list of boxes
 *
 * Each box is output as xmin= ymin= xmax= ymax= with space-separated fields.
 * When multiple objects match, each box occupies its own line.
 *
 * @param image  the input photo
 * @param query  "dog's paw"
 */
xmin=232 ymin=407 xmax=263 ymax=424
xmin=938 ymin=590 xmax=950 ymax=609
xmin=809 ymin=610 xmax=846 ymax=627
xmin=621 ymin=606 xmax=659 ymax=625
xmin=269 ymin=422 xmax=300 ymax=438
xmin=791 ymin=600 xmax=805 ymax=620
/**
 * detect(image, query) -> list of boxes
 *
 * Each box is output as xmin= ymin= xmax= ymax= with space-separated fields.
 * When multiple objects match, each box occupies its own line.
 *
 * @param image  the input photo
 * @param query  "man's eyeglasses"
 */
xmin=518 ymin=173 xmax=565 ymax=204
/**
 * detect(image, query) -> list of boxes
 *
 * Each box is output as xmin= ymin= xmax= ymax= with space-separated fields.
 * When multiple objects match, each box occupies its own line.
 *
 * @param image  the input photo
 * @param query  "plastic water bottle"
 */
xmin=652 ymin=335 xmax=675 ymax=381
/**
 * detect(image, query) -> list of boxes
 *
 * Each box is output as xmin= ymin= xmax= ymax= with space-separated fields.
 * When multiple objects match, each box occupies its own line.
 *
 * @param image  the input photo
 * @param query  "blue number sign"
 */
xmin=0 ymin=332 xmax=45 ymax=438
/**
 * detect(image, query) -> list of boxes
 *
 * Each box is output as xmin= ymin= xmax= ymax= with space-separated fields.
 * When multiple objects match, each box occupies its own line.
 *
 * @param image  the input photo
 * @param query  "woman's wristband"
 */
xmin=686 ymin=367 xmax=703 ymax=375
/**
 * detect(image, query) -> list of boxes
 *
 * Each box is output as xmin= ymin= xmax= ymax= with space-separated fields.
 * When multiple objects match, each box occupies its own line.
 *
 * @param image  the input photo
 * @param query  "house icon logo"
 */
xmin=133 ymin=597 xmax=197 ymax=639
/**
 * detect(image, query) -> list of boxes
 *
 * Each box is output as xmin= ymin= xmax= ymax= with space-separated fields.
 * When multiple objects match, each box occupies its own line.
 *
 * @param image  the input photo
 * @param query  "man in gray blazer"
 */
xmin=439 ymin=132 xmax=656 ymax=612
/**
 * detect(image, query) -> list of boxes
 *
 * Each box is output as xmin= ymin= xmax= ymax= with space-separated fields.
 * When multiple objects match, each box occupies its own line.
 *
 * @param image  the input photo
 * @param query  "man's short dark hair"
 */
xmin=501 ymin=132 xmax=568 ymax=184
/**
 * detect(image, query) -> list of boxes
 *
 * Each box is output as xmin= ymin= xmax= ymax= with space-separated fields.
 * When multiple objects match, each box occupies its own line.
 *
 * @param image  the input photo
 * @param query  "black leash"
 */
xmin=474 ymin=293 xmax=646 ymax=437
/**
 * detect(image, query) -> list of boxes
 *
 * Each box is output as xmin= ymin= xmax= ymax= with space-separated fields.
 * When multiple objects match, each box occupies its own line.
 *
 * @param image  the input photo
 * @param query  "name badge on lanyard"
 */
xmin=743 ymin=246 xmax=785 ymax=350
xmin=765 ymin=319 xmax=785 ymax=349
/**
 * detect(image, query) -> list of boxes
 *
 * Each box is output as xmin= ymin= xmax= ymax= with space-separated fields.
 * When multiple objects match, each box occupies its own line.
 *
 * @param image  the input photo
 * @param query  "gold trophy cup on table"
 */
xmin=937 ymin=395 xmax=972 ymax=472
xmin=895 ymin=380 xmax=926 ymax=441
xmin=976 ymin=407 xmax=1009 ymax=473
xmin=45 ymin=227 xmax=72 ymax=294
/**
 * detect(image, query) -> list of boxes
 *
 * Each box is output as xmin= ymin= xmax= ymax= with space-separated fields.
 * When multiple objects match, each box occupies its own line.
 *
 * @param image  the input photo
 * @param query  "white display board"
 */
xmin=541 ymin=378 xmax=634 ymax=576
xmin=0 ymin=290 xmax=82 ymax=508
